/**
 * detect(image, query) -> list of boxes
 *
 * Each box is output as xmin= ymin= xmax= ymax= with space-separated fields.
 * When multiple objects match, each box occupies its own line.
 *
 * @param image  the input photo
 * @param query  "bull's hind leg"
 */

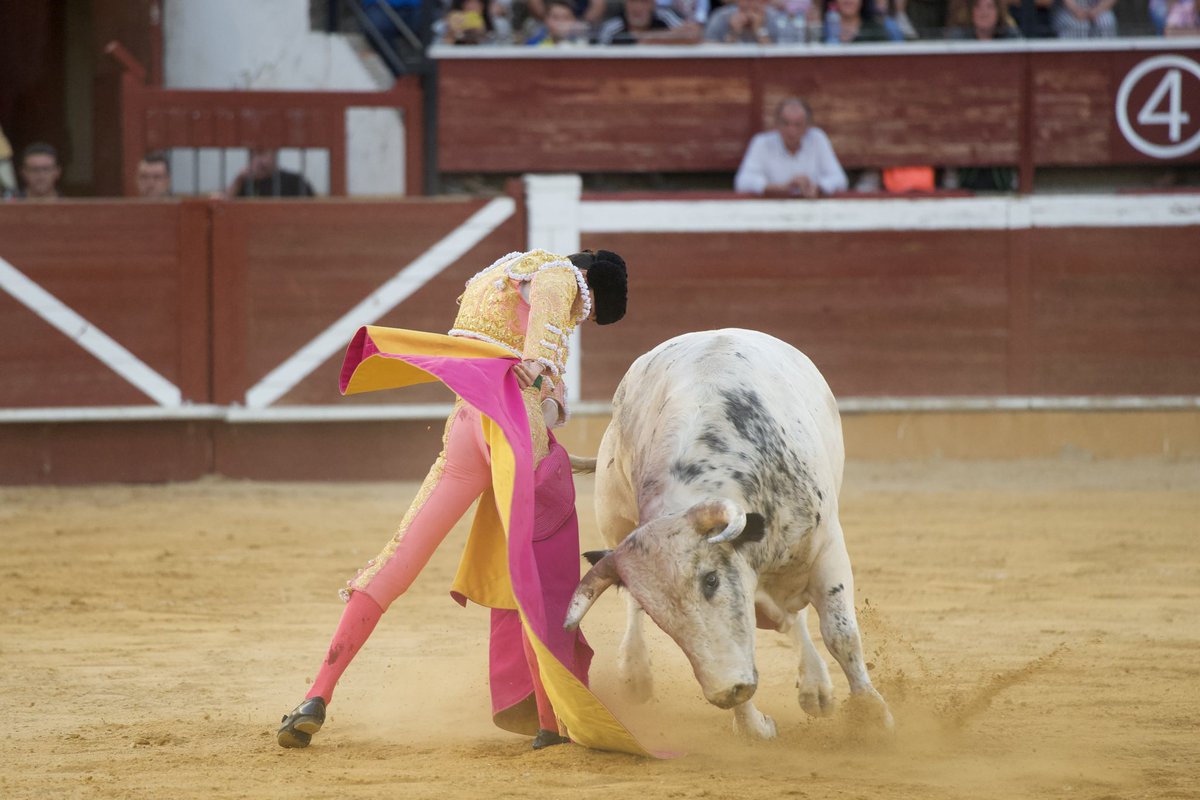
xmin=732 ymin=700 xmax=778 ymax=740
xmin=618 ymin=594 xmax=655 ymax=703
xmin=809 ymin=522 xmax=894 ymax=729
xmin=788 ymin=608 xmax=835 ymax=717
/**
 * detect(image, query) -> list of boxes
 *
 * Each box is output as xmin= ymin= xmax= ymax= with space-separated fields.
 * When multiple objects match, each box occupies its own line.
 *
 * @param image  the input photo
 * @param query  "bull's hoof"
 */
xmin=797 ymin=676 xmax=835 ymax=717
xmin=732 ymin=707 xmax=777 ymax=740
xmin=277 ymin=696 xmax=326 ymax=749
xmin=617 ymin=658 xmax=654 ymax=704
xmin=844 ymin=690 xmax=894 ymax=730
xmin=532 ymin=729 xmax=571 ymax=749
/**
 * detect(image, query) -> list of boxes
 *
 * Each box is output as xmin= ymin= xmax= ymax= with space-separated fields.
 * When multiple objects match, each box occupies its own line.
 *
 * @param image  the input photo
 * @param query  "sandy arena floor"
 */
xmin=2 ymin=458 xmax=1198 ymax=800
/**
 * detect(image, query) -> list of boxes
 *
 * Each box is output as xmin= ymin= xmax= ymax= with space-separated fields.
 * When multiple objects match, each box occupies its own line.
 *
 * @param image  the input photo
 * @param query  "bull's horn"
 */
xmin=569 ymin=454 xmax=597 ymax=474
xmin=563 ymin=553 xmax=619 ymax=630
xmin=687 ymin=498 xmax=747 ymax=544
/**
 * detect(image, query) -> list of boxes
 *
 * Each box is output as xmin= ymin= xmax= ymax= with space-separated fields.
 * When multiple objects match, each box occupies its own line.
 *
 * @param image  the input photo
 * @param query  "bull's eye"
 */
xmin=701 ymin=571 xmax=720 ymax=599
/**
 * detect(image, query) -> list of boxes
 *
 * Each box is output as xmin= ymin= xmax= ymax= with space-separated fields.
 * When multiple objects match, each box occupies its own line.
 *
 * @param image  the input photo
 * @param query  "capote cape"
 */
xmin=339 ymin=325 xmax=649 ymax=756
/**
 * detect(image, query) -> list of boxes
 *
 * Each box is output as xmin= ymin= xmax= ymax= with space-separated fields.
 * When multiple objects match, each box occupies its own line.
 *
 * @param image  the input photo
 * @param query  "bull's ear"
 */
xmin=738 ymin=512 xmax=767 ymax=544
xmin=582 ymin=549 xmax=612 ymax=567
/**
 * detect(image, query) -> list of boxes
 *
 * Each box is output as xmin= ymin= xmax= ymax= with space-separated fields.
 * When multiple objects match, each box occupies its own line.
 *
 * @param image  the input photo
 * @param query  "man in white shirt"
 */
xmin=734 ymin=97 xmax=849 ymax=198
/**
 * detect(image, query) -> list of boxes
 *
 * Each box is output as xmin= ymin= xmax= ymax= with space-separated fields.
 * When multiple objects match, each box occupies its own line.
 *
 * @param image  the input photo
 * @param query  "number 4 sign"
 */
xmin=1116 ymin=54 xmax=1200 ymax=160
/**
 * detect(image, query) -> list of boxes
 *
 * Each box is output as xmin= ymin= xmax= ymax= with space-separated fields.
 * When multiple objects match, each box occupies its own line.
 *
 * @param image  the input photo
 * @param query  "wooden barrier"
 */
xmin=434 ymin=42 xmax=1200 ymax=191
xmin=1 ymin=189 xmax=1197 ymax=483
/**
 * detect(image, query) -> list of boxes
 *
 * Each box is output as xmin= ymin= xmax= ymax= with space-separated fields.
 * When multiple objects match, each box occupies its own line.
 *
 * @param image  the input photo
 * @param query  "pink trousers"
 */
xmin=308 ymin=399 xmax=558 ymax=730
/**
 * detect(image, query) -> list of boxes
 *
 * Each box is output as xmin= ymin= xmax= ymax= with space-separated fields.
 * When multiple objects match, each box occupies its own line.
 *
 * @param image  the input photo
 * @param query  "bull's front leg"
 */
xmin=788 ymin=608 xmax=835 ymax=717
xmin=809 ymin=526 xmax=894 ymax=729
xmin=732 ymin=700 xmax=777 ymax=740
xmin=618 ymin=594 xmax=654 ymax=703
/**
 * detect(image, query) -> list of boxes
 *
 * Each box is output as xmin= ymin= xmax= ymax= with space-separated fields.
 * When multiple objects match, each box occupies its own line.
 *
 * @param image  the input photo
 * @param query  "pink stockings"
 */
xmin=305 ymin=402 xmax=556 ymax=730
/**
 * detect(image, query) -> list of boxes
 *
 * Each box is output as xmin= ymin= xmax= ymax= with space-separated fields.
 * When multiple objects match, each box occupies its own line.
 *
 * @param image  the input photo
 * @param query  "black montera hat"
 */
xmin=570 ymin=250 xmax=627 ymax=325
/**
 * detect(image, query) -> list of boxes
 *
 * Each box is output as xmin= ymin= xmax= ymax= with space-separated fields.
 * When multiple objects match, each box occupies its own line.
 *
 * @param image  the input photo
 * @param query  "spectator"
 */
xmin=882 ymin=0 xmax=920 ymax=37
xmin=903 ymin=0 xmax=949 ymax=37
xmin=595 ymin=0 xmax=703 ymax=43
xmin=526 ymin=0 xmax=607 ymax=25
xmin=734 ymin=97 xmax=848 ymax=198
xmin=664 ymin=0 xmax=714 ymax=25
xmin=136 ymin=150 xmax=172 ymax=198
xmin=1052 ymin=0 xmax=1117 ymax=36
xmin=437 ymin=0 xmax=498 ymax=44
xmin=1006 ymin=0 xmax=1055 ymax=36
xmin=525 ymin=0 xmax=589 ymax=43
xmin=1164 ymin=0 xmax=1199 ymax=34
xmin=822 ymin=0 xmax=892 ymax=41
xmin=15 ymin=142 xmax=63 ymax=201
xmin=228 ymin=148 xmax=316 ymax=198
xmin=705 ymin=0 xmax=789 ymax=41
xmin=947 ymin=0 xmax=1021 ymax=37
xmin=0 ymin=125 xmax=15 ymax=198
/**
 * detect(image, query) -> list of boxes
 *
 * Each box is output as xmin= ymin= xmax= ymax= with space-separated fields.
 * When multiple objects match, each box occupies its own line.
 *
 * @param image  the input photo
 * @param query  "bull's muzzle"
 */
xmin=708 ymin=681 xmax=757 ymax=709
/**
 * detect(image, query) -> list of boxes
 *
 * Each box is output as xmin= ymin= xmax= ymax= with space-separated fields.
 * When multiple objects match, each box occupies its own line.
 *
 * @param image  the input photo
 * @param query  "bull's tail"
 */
xmin=569 ymin=454 xmax=597 ymax=474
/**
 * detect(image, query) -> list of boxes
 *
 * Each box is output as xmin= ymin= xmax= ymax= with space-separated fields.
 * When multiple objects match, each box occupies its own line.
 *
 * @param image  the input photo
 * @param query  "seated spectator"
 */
xmin=15 ymin=142 xmax=63 ymax=201
xmin=1006 ymin=0 xmax=1055 ymax=36
xmin=882 ymin=0 xmax=920 ymax=38
xmin=526 ymin=0 xmax=607 ymax=25
xmin=734 ymin=97 xmax=848 ymax=198
xmin=772 ymin=0 xmax=823 ymax=42
xmin=136 ymin=150 xmax=172 ymax=198
xmin=525 ymin=0 xmax=589 ymax=44
xmin=1164 ymin=0 xmax=1199 ymax=34
xmin=436 ymin=0 xmax=498 ymax=44
xmin=822 ymin=0 xmax=892 ymax=41
xmin=664 ymin=0 xmax=714 ymax=25
xmin=705 ymin=0 xmax=788 ymax=41
xmin=0 ymin=124 xmax=15 ymax=198
xmin=595 ymin=0 xmax=703 ymax=43
xmin=1052 ymin=0 xmax=1117 ymax=36
xmin=947 ymin=0 xmax=1021 ymax=37
xmin=227 ymin=148 xmax=316 ymax=198
xmin=903 ymin=0 xmax=949 ymax=37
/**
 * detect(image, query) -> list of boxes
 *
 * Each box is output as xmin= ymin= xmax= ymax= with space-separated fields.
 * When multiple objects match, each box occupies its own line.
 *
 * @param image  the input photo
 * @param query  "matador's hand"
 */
xmin=513 ymin=359 xmax=545 ymax=389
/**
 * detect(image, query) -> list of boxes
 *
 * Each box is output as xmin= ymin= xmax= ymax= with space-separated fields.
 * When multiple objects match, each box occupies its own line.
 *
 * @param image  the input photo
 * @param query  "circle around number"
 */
xmin=1115 ymin=54 xmax=1200 ymax=159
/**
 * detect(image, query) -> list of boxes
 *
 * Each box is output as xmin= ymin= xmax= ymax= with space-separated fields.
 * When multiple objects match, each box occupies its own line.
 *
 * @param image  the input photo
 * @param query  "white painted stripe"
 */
xmin=578 ymin=195 xmax=1200 ymax=233
xmin=432 ymin=37 xmax=1199 ymax=60
xmin=226 ymin=403 xmax=457 ymax=422
xmin=3 ymin=396 xmax=1198 ymax=424
xmin=0 ymin=256 xmax=183 ymax=407
xmin=0 ymin=404 xmax=224 ymax=423
xmin=242 ymin=197 xmax=517 ymax=409
xmin=837 ymin=396 xmax=1200 ymax=413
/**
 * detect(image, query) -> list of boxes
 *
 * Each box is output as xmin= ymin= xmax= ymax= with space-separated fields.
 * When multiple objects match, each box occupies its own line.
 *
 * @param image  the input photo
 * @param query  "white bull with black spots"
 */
xmin=564 ymin=329 xmax=892 ymax=738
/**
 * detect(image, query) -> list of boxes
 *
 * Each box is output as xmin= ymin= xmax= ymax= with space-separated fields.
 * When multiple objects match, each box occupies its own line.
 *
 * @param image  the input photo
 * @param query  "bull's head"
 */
xmin=564 ymin=498 xmax=767 ymax=709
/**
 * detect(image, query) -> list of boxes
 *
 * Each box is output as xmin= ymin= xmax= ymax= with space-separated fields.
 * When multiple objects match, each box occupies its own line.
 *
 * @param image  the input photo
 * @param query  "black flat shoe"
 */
xmin=531 ymin=728 xmax=570 ymax=750
xmin=277 ymin=697 xmax=326 ymax=749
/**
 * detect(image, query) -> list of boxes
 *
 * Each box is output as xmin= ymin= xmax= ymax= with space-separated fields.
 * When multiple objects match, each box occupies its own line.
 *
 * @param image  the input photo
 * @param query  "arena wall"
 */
xmin=1 ymin=181 xmax=1197 ymax=483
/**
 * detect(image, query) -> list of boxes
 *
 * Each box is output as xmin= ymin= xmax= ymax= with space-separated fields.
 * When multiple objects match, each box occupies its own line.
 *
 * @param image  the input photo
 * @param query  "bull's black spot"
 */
xmin=828 ymin=583 xmax=844 ymax=597
xmin=719 ymin=386 xmax=817 ymax=532
xmin=607 ymin=458 xmax=615 ymax=468
xmin=671 ymin=460 xmax=708 ymax=484
xmin=699 ymin=429 xmax=728 ymax=454
xmin=739 ymin=512 xmax=767 ymax=544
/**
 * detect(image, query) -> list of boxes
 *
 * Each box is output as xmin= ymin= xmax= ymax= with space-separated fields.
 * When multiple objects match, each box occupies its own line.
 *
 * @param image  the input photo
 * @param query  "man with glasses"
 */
xmin=16 ymin=142 xmax=63 ymax=201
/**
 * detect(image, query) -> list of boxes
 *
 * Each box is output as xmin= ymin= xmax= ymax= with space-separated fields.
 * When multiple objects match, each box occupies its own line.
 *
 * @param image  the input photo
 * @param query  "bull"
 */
xmin=564 ymin=329 xmax=892 ymax=738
